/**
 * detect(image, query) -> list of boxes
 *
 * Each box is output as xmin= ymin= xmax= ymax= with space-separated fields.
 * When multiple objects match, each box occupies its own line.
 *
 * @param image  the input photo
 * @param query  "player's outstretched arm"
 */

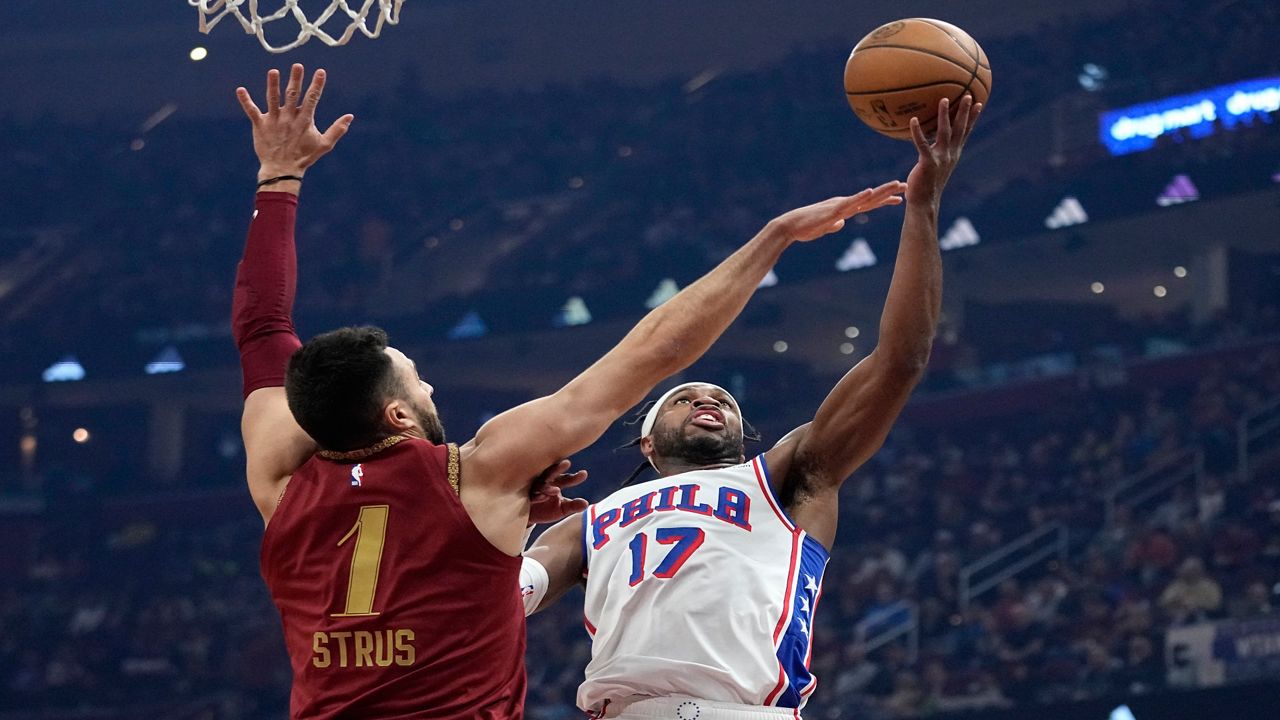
xmin=459 ymin=184 xmax=905 ymax=541
xmin=234 ymin=64 xmax=353 ymax=523
xmin=768 ymin=96 xmax=982 ymax=549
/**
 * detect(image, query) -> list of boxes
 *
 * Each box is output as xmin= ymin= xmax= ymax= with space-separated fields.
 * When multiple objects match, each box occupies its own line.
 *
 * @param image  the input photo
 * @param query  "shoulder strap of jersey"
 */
xmin=446 ymin=443 xmax=461 ymax=496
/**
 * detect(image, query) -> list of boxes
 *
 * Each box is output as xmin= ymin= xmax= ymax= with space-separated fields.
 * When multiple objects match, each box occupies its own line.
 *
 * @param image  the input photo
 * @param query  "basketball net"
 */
xmin=188 ymin=0 xmax=405 ymax=53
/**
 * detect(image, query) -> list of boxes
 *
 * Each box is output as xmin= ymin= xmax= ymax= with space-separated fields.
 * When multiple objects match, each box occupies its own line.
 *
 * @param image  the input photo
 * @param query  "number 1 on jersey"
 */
xmin=333 ymin=505 xmax=389 ymax=617
xmin=628 ymin=526 xmax=705 ymax=587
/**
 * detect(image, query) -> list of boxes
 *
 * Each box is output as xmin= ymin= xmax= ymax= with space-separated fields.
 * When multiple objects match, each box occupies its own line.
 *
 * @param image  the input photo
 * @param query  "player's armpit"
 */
xmin=242 ymin=386 xmax=317 ymax=524
xmin=524 ymin=512 xmax=587 ymax=615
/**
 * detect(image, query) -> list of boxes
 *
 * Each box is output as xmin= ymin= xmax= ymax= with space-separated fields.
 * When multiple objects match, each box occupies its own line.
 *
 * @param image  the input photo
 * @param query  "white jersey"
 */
xmin=579 ymin=456 xmax=829 ymax=716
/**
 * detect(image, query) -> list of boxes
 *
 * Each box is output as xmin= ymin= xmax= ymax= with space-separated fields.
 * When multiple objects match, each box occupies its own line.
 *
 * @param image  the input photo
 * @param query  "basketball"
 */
xmin=844 ymin=18 xmax=992 ymax=140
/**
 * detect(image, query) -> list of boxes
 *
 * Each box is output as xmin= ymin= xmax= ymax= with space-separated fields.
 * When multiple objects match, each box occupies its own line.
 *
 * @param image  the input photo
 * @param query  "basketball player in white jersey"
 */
xmin=521 ymin=96 xmax=981 ymax=719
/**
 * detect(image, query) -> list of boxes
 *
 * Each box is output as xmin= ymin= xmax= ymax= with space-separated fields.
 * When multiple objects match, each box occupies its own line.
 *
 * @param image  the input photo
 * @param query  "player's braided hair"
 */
xmin=615 ymin=400 xmax=762 ymax=487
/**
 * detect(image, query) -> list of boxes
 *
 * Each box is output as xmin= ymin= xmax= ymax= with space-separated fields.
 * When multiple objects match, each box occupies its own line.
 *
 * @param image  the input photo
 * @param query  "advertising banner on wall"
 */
xmin=1166 ymin=615 xmax=1280 ymax=688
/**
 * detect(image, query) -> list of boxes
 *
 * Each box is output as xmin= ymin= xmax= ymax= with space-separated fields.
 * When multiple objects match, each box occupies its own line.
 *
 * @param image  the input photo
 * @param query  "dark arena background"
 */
xmin=2 ymin=1 xmax=1280 ymax=718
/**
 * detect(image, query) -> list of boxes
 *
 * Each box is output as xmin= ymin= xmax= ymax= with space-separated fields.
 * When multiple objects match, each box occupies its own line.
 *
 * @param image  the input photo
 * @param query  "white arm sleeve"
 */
xmin=519 ymin=556 xmax=549 ymax=617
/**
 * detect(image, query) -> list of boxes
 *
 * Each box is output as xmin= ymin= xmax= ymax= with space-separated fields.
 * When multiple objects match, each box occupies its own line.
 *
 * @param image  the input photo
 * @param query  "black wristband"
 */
xmin=257 ymin=174 xmax=304 ymax=188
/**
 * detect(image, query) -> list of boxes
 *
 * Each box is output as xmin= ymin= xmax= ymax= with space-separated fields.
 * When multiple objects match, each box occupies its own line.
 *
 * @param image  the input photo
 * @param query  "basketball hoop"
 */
xmin=188 ymin=0 xmax=405 ymax=54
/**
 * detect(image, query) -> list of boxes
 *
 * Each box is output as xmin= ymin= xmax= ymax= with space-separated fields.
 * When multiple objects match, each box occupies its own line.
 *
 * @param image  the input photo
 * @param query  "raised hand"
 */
xmin=235 ymin=63 xmax=354 ymax=182
xmin=906 ymin=95 xmax=982 ymax=207
xmin=769 ymin=180 xmax=908 ymax=243
xmin=527 ymin=459 xmax=590 ymax=526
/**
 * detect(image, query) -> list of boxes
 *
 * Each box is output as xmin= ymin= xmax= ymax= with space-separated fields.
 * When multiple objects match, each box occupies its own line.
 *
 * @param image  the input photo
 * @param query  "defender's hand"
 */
xmin=236 ymin=63 xmax=354 ymax=181
xmin=528 ymin=459 xmax=589 ymax=525
xmin=906 ymin=95 xmax=982 ymax=207
xmin=769 ymin=181 xmax=907 ymax=243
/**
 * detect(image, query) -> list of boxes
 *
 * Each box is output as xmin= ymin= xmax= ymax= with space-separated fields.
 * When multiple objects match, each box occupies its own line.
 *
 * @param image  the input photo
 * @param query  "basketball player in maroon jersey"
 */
xmin=230 ymin=64 xmax=907 ymax=719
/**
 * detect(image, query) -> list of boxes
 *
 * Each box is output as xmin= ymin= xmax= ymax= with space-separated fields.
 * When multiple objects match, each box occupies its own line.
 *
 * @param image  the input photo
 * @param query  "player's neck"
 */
xmin=655 ymin=457 xmax=738 ymax=477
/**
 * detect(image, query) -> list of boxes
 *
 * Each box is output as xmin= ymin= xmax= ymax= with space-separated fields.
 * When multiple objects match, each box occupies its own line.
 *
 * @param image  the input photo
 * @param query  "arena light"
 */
xmin=683 ymin=68 xmax=720 ymax=94
xmin=645 ymin=278 xmax=680 ymax=309
xmin=73 ymin=428 xmax=91 ymax=444
xmin=42 ymin=356 xmax=85 ymax=383
xmin=1099 ymin=76 xmax=1280 ymax=155
xmin=189 ymin=46 xmax=209 ymax=61
xmin=139 ymin=103 xmax=177 ymax=134
xmin=144 ymin=346 xmax=186 ymax=375
xmin=1110 ymin=705 xmax=1138 ymax=720
xmin=1157 ymin=174 xmax=1200 ymax=206
xmin=1044 ymin=196 xmax=1088 ymax=229
xmin=1077 ymin=63 xmax=1108 ymax=92
xmin=447 ymin=310 xmax=488 ymax=339
xmin=554 ymin=297 xmax=592 ymax=327
xmin=835 ymin=238 xmax=877 ymax=271
xmin=939 ymin=217 xmax=979 ymax=251
xmin=758 ymin=270 xmax=779 ymax=289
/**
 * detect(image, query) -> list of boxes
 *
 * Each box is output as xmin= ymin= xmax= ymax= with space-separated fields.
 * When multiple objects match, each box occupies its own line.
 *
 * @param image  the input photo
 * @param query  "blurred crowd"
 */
xmin=0 ymin=0 xmax=1276 ymax=381
xmin=3 ymin=339 xmax=1277 ymax=719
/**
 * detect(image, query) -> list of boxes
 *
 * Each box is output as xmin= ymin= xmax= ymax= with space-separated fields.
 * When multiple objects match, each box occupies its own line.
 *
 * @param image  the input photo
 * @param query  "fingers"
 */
xmin=301 ymin=68 xmax=327 ymax=117
xmin=533 ymin=470 xmax=588 ymax=495
xmin=950 ymin=95 xmax=973 ymax=148
xmin=959 ymin=102 xmax=983 ymax=146
xmin=870 ymin=180 xmax=908 ymax=197
xmin=909 ymin=116 xmax=929 ymax=155
xmin=235 ymin=87 xmax=262 ymax=123
xmin=847 ymin=180 xmax=907 ymax=213
xmin=321 ymin=114 xmax=355 ymax=147
xmin=840 ymin=181 xmax=895 ymax=210
xmin=561 ymin=497 xmax=590 ymax=513
xmin=531 ymin=486 xmax=562 ymax=502
xmin=936 ymin=97 xmax=953 ymax=151
xmin=539 ymin=459 xmax=572 ymax=482
xmin=265 ymin=69 xmax=281 ymax=116
xmin=550 ymin=469 xmax=589 ymax=490
xmin=284 ymin=63 xmax=304 ymax=109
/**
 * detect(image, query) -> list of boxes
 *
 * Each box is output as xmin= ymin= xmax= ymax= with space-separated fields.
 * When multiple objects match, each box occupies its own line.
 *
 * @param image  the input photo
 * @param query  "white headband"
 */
xmin=639 ymin=381 xmax=741 ymax=438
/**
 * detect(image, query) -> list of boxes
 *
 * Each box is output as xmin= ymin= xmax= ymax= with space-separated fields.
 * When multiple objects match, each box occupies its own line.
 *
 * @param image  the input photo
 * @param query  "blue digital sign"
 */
xmin=1099 ymin=76 xmax=1280 ymax=155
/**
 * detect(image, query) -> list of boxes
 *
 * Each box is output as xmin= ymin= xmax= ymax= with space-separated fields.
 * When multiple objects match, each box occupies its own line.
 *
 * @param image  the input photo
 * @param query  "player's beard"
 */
xmin=650 ymin=421 xmax=743 ymax=468
xmin=406 ymin=399 xmax=446 ymax=445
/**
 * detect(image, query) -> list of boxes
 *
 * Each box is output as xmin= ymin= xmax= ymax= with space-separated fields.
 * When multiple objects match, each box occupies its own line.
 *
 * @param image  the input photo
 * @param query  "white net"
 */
xmin=188 ymin=0 xmax=406 ymax=54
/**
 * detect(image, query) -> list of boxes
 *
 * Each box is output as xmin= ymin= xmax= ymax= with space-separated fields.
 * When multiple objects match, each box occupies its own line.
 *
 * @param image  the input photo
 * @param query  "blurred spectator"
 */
xmin=1158 ymin=557 xmax=1223 ymax=624
xmin=1228 ymin=582 xmax=1274 ymax=620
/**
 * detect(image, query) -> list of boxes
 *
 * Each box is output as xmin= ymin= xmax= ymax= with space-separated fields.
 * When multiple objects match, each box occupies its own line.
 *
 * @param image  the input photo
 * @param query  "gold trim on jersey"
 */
xmin=317 ymin=434 xmax=408 ymax=462
xmin=446 ymin=443 xmax=460 ymax=496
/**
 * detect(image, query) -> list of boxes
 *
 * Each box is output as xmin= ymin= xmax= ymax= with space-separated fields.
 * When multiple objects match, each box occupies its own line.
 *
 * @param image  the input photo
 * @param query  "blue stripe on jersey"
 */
xmin=774 ymin=534 xmax=829 ymax=708
xmin=580 ymin=508 xmax=590 ymax=578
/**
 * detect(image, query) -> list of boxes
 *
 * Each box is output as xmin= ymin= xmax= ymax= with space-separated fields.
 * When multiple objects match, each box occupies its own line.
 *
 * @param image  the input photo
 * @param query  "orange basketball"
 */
xmin=844 ymin=18 xmax=992 ymax=140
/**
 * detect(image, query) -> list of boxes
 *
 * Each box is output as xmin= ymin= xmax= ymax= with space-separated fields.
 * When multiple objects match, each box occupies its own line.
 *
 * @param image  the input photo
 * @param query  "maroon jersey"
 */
xmin=261 ymin=437 xmax=526 ymax=719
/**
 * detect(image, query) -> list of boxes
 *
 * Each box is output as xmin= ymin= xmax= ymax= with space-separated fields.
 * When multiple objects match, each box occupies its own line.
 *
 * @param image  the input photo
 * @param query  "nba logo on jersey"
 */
xmin=350 ymin=464 xmax=364 ymax=487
